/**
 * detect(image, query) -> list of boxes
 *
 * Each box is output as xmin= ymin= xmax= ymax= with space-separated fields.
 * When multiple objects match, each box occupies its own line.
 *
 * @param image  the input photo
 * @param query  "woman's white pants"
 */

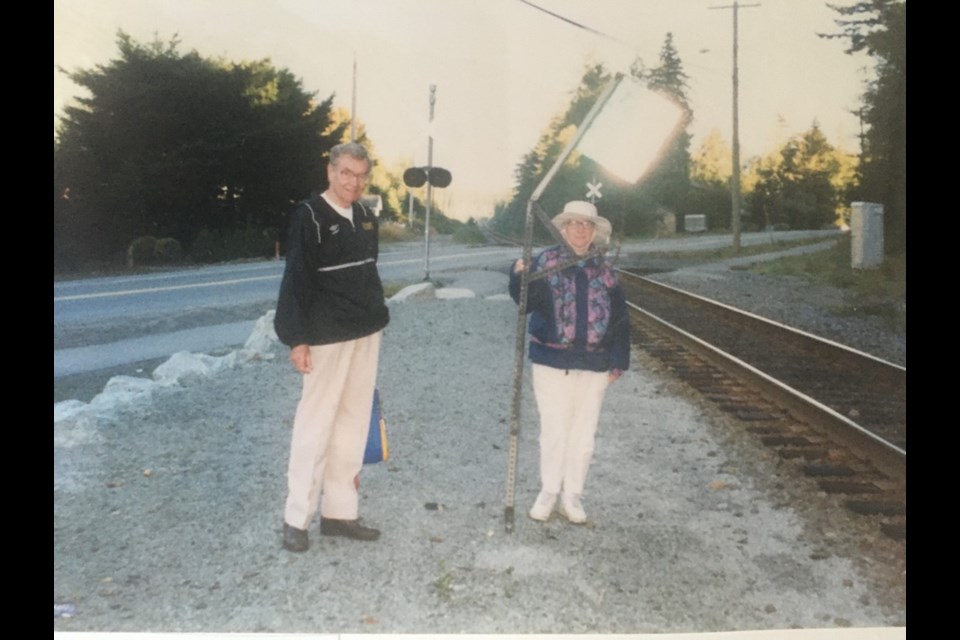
xmin=531 ymin=363 xmax=609 ymax=496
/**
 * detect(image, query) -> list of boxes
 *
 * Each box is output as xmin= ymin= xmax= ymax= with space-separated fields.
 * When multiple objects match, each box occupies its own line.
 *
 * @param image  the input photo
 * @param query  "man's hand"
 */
xmin=290 ymin=344 xmax=312 ymax=374
xmin=513 ymin=259 xmax=525 ymax=274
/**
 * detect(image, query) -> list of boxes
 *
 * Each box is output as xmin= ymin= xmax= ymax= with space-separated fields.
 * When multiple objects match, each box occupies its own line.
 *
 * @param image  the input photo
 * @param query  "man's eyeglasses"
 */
xmin=338 ymin=168 xmax=369 ymax=183
xmin=565 ymin=220 xmax=595 ymax=230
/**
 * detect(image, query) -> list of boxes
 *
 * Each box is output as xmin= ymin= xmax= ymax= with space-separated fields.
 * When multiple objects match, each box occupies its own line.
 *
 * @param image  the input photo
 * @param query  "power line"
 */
xmin=516 ymin=1 xmax=727 ymax=84
xmin=516 ymin=0 xmax=633 ymax=48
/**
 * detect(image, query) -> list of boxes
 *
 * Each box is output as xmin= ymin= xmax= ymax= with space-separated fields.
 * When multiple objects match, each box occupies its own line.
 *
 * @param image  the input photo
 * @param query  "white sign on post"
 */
xmin=577 ymin=76 xmax=688 ymax=184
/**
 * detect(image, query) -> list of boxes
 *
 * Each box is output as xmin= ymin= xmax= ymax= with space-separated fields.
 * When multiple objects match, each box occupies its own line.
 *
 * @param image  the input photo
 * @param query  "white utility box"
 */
xmin=850 ymin=201 xmax=884 ymax=269
xmin=684 ymin=214 xmax=707 ymax=233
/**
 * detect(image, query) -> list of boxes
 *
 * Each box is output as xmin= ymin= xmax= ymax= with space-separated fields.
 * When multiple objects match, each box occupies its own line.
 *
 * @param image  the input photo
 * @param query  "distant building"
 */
xmin=684 ymin=214 xmax=707 ymax=233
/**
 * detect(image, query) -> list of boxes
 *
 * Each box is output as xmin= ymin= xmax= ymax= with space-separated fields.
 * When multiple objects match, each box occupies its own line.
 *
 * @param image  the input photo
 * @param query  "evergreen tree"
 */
xmin=822 ymin=0 xmax=906 ymax=253
xmin=636 ymin=33 xmax=690 ymax=106
xmin=629 ymin=32 xmax=693 ymax=233
xmin=491 ymin=63 xmax=610 ymax=240
xmin=54 ymin=32 xmax=345 ymax=266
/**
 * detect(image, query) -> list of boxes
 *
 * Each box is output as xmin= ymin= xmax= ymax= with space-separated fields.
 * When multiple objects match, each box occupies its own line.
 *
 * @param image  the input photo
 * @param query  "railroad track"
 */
xmin=619 ymin=270 xmax=906 ymax=541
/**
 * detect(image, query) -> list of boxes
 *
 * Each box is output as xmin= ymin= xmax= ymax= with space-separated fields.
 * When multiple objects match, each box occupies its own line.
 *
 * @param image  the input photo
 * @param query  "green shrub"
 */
xmin=224 ymin=227 xmax=274 ymax=260
xmin=452 ymin=223 xmax=487 ymax=245
xmin=127 ymin=236 xmax=158 ymax=267
xmin=190 ymin=229 xmax=219 ymax=263
xmin=154 ymin=237 xmax=184 ymax=264
xmin=379 ymin=221 xmax=417 ymax=243
xmin=190 ymin=228 xmax=276 ymax=263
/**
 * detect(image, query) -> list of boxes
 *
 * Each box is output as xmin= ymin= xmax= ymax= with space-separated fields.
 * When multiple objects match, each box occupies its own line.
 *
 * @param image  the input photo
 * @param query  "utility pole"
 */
xmin=711 ymin=1 xmax=759 ymax=253
xmin=423 ymin=84 xmax=436 ymax=281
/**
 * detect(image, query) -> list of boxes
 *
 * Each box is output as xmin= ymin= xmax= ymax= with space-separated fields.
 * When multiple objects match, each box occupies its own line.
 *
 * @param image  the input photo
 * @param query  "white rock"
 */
xmin=54 ymin=400 xmax=87 ymax=424
xmin=389 ymin=282 xmax=434 ymax=302
xmin=87 ymin=375 xmax=159 ymax=413
xmin=244 ymin=310 xmax=278 ymax=356
xmin=152 ymin=351 xmax=236 ymax=386
xmin=435 ymin=288 xmax=475 ymax=300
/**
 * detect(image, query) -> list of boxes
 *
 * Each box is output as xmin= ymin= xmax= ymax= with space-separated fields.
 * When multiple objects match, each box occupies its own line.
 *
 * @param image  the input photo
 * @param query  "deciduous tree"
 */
xmin=746 ymin=123 xmax=854 ymax=230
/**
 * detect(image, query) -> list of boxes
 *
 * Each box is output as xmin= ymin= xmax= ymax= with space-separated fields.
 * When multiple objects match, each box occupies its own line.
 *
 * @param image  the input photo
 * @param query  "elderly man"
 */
xmin=274 ymin=142 xmax=389 ymax=552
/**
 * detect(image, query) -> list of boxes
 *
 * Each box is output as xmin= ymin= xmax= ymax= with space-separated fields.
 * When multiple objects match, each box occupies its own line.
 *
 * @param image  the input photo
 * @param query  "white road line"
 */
xmin=53 ymin=274 xmax=282 ymax=302
xmin=54 ymin=248 xmax=518 ymax=302
xmin=380 ymin=248 xmax=516 ymax=267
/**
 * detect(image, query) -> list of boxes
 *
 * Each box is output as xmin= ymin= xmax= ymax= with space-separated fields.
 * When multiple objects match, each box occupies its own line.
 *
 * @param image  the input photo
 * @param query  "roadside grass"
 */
xmin=641 ymin=235 xmax=833 ymax=263
xmin=57 ymin=221 xmax=416 ymax=280
xmin=452 ymin=224 xmax=487 ymax=245
xmin=379 ymin=221 xmax=418 ymax=243
xmin=749 ymin=236 xmax=906 ymax=329
xmin=55 ymin=260 xmax=163 ymax=282
xmin=54 ymin=255 xmax=276 ymax=282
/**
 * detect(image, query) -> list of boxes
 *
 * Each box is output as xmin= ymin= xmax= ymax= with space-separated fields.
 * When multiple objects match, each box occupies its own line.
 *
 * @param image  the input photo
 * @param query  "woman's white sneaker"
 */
xmin=528 ymin=491 xmax=558 ymax=521
xmin=559 ymin=493 xmax=587 ymax=524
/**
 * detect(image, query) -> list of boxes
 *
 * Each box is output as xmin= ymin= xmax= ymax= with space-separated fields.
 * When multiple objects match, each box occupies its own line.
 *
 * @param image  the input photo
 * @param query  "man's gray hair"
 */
xmin=329 ymin=142 xmax=371 ymax=168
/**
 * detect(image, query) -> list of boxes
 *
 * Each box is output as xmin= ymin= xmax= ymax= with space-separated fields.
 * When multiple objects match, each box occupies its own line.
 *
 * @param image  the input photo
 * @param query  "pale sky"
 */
xmin=54 ymin=0 xmax=871 ymax=220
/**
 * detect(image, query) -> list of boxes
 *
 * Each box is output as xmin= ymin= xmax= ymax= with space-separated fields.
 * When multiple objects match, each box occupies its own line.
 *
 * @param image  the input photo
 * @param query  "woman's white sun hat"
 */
xmin=551 ymin=200 xmax=612 ymax=246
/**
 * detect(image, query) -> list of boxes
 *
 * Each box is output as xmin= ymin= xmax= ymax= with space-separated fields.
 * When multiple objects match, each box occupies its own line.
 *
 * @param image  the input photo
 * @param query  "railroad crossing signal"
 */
xmin=403 ymin=166 xmax=452 ymax=189
xmin=586 ymin=179 xmax=603 ymax=203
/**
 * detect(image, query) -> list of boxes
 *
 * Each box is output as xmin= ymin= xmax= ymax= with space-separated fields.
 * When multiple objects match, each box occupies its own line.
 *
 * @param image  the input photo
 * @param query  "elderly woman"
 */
xmin=509 ymin=200 xmax=630 ymax=524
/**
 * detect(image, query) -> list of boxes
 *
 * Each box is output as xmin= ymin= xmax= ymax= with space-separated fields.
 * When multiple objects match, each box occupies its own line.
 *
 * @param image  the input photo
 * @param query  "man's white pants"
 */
xmin=284 ymin=331 xmax=382 ymax=529
xmin=531 ymin=363 xmax=609 ymax=497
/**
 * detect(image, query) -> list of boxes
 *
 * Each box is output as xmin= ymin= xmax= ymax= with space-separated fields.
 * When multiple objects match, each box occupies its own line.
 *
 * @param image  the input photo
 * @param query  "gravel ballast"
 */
xmin=54 ymin=260 xmax=906 ymax=635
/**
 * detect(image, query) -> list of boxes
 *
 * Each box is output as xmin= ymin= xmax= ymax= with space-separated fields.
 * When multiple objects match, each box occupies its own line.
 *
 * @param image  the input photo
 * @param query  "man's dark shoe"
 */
xmin=320 ymin=517 xmax=381 ymax=541
xmin=282 ymin=523 xmax=309 ymax=552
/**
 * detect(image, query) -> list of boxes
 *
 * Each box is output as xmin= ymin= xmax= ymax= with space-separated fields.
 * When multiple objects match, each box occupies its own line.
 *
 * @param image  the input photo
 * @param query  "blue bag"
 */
xmin=363 ymin=387 xmax=389 ymax=464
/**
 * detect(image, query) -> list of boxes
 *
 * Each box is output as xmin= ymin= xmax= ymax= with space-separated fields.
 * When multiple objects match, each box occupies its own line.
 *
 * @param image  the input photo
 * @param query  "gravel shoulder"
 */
xmin=54 ymin=256 xmax=906 ymax=634
xmin=621 ymin=240 xmax=905 ymax=367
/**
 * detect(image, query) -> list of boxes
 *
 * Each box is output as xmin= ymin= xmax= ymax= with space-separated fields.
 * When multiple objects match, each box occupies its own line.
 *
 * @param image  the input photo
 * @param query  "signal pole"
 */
xmin=711 ymin=1 xmax=759 ymax=253
xmin=423 ymin=84 xmax=436 ymax=281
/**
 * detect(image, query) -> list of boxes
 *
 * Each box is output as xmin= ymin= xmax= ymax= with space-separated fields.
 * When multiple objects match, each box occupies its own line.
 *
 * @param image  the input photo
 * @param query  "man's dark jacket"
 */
xmin=274 ymin=193 xmax=389 ymax=347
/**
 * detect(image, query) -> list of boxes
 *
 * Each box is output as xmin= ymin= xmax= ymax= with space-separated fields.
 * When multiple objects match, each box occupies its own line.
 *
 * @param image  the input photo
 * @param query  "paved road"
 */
xmin=53 ymin=243 xmax=519 ymax=325
xmin=53 ymin=230 xmax=841 ymax=380
xmin=53 ymin=241 xmax=523 ymax=378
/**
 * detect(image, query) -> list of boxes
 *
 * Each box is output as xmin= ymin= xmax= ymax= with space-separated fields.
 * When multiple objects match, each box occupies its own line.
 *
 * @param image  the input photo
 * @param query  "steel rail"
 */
xmin=619 ymin=272 xmax=906 ymax=452
xmin=625 ymin=298 xmax=906 ymax=489
xmin=622 ymin=272 xmax=906 ymax=375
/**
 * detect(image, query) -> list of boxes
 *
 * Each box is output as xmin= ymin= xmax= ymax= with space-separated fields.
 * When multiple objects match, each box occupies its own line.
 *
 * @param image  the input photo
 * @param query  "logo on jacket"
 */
xmin=362 ymin=222 xmax=374 ymax=231
xmin=329 ymin=224 xmax=340 ymax=235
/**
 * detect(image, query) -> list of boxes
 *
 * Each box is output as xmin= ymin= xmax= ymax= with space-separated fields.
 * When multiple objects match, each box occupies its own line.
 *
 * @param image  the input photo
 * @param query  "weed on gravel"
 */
xmin=748 ymin=237 xmax=905 ymax=329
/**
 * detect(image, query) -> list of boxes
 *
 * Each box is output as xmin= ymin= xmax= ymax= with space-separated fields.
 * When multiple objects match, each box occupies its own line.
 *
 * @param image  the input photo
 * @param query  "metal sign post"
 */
xmin=424 ymin=85 xmax=436 ymax=281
